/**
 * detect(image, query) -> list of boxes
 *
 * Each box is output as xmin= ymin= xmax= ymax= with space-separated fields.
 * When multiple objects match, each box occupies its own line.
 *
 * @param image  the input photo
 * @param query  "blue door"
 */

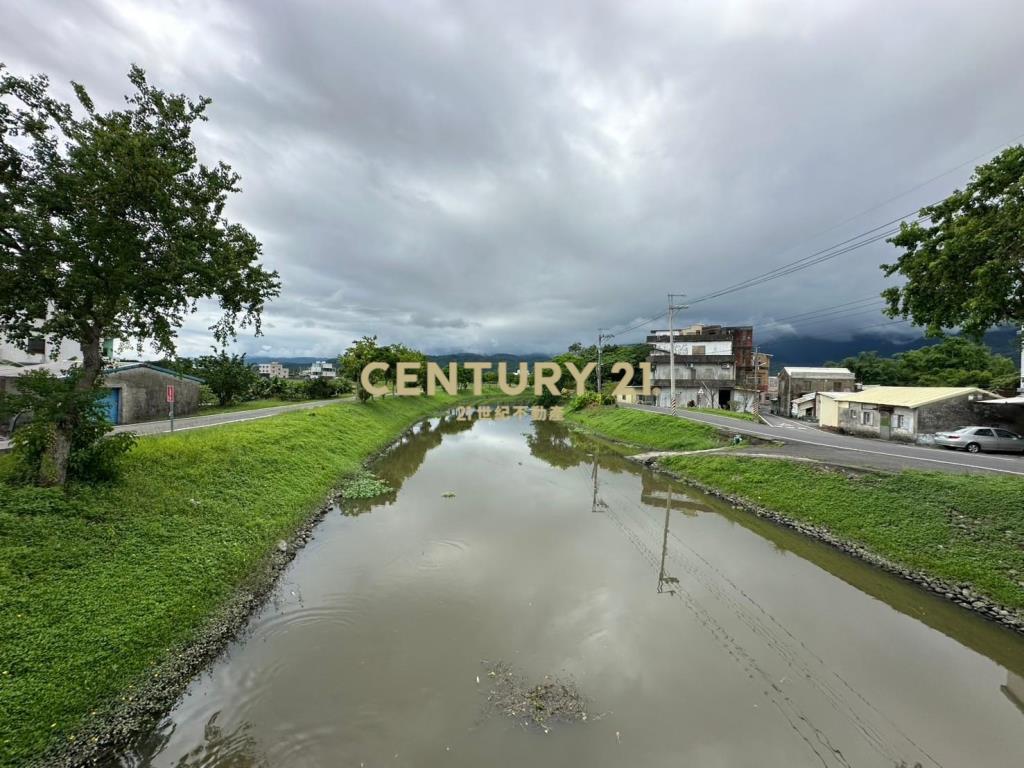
xmin=100 ymin=388 xmax=120 ymax=425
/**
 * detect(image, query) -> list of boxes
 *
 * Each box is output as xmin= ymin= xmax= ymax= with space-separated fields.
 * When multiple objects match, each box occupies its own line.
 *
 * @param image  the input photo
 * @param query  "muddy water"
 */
xmin=120 ymin=414 xmax=1024 ymax=768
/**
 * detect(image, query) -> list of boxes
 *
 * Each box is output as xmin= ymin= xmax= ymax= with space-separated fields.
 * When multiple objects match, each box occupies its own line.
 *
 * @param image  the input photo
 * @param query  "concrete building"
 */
xmin=256 ymin=361 xmax=290 ymax=379
xmin=100 ymin=363 xmax=203 ymax=425
xmin=777 ymin=367 xmax=856 ymax=416
xmin=792 ymin=392 xmax=819 ymax=419
xmin=817 ymin=386 xmax=999 ymax=440
xmin=645 ymin=324 xmax=756 ymax=412
xmin=1 ymin=361 xmax=202 ymax=431
xmin=303 ymin=360 xmax=336 ymax=380
xmin=614 ymin=385 xmax=657 ymax=406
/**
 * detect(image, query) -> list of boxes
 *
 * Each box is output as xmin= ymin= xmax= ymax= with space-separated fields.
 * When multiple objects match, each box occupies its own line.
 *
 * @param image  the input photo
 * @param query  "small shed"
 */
xmin=818 ymin=386 xmax=999 ymax=440
xmin=102 ymin=363 xmax=202 ymax=424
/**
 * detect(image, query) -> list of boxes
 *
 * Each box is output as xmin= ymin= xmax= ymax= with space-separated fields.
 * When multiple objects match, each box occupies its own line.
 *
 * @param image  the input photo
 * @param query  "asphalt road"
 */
xmin=626 ymin=404 xmax=1024 ymax=476
xmin=112 ymin=398 xmax=349 ymax=437
xmin=0 ymin=399 xmax=350 ymax=450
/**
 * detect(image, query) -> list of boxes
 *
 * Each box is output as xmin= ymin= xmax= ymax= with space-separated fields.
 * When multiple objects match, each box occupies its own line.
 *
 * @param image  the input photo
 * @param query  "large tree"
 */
xmin=882 ymin=146 xmax=1024 ymax=339
xmin=0 ymin=64 xmax=279 ymax=483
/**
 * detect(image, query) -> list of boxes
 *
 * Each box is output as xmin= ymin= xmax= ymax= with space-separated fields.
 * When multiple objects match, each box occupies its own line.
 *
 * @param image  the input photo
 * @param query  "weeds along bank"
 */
xmin=0 ymin=394 xmax=464 ymax=768
xmin=566 ymin=405 xmax=724 ymax=452
xmin=566 ymin=405 xmax=1024 ymax=625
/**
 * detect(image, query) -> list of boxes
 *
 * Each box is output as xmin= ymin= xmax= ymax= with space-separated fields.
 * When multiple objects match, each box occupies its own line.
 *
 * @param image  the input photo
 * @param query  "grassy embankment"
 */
xmin=0 ymin=394 xmax=463 ymax=767
xmin=679 ymin=406 xmax=758 ymax=422
xmin=567 ymin=405 xmax=724 ymax=451
xmin=569 ymin=406 xmax=1024 ymax=613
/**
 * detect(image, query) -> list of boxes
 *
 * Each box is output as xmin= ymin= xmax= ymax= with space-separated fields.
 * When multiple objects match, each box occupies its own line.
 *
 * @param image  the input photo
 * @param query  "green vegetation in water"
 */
xmin=567 ymin=406 xmax=722 ymax=452
xmin=0 ymin=393 xmax=462 ymax=768
xmin=339 ymin=470 xmax=393 ymax=500
xmin=660 ymin=455 xmax=1024 ymax=611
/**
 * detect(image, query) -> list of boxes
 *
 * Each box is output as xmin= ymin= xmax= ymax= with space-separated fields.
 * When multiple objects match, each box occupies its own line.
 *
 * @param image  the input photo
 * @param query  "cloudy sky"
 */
xmin=4 ymin=0 xmax=1024 ymax=357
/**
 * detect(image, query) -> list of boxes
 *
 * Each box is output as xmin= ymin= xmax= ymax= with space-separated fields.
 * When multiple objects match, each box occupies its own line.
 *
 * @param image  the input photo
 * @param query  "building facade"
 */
xmin=817 ymin=387 xmax=999 ymax=440
xmin=256 ymin=361 xmax=290 ymax=379
xmin=1 ymin=361 xmax=202 ymax=432
xmin=645 ymin=324 xmax=756 ymax=411
xmin=100 ymin=363 xmax=202 ymax=425
xmin=303 ymin=361 xmax=336 ymax=380
xmin=777 ymin=367 xmax=856 ymax=416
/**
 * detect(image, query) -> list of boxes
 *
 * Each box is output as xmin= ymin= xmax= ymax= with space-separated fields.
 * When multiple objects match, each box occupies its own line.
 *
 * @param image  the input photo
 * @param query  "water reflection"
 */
xmin=124 ymin=714 xmax=266 ymax=768
xmin=342 ymin=410 xmax=475 ymax=515
xmin=117 ymin=416 xmax=1024 ymax=768
xmin=1004 ymin=671 xmax=1024 ymax=715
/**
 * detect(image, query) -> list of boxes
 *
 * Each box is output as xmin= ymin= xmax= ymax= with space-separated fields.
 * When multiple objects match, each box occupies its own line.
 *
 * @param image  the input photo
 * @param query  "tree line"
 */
xmin=826 ymin=337 xmax=1019 ymax=392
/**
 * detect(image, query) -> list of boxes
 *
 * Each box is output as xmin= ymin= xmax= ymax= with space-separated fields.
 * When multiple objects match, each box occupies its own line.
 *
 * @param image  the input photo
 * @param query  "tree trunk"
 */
xmin=38 ymin=332 xmax=104 ymax=486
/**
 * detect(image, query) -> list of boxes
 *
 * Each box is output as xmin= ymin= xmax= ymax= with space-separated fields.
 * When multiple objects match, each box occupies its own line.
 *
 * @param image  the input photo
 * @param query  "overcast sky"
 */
xmin=4 ymin=0 xmax=1024 ymax=357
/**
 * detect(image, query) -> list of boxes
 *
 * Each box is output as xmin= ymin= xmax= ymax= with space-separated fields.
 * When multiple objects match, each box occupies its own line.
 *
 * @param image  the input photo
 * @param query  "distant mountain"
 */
xmin=762 ymin=327 xmax=1020 ymax=372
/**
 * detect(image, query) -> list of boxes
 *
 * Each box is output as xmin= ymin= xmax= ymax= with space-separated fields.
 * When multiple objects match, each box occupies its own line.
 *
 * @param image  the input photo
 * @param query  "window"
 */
xmin=27 ymin=336 xmax=45 ymax=355
xmin=995 ymin=429 xmax=1020 ymax=438
xmin=692 ymin=344 xmax=706 ymax=355
xmin=862 ymin=411 xmax=873 ymax=426
xmin=896 ymin=414 xmax=907 ymax=430
xmin=974 ymin=428 xmax=995 ymax=437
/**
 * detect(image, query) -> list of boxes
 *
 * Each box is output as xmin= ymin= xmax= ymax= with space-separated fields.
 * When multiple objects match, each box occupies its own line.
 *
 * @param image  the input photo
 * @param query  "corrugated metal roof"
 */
xmin=827 ymin=386 xmax=997 ymax=409
xmin=781 ymin=367 xmax=855 ymax=378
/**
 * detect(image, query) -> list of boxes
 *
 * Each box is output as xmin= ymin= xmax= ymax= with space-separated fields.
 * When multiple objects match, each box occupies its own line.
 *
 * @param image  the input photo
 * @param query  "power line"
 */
xmin=690 ymin=129 xmax=1024 ymax=308
xmin=600 ymin=128 xmax=1024 ymax=345
xmin=771 ymin=295 xmax=884 ymax=323
xmin=687 ymin=216 xmax=918 ymax=306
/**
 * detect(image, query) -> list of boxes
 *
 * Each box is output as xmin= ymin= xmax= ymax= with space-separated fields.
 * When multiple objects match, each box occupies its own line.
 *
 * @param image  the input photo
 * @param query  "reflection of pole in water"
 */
xmin=1004 ymin=670 xmax=1024 ymax=716
xmin=591 ymin=448 xmax=607 ymax=513
xmin=657 ymin=487 xmax=679 ymax=594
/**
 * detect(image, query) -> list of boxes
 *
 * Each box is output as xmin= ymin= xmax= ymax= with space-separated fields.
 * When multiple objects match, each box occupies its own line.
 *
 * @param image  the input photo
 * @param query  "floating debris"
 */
xmin=480 ymin=661 xmax=590 ymax=732
xmin=442 ymin=491 xmax=456 ymax=498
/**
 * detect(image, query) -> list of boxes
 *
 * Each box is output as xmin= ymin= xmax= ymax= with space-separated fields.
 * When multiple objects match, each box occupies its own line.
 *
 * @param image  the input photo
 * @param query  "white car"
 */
xmin=934 ymin=426 xmax=1024 ymax=454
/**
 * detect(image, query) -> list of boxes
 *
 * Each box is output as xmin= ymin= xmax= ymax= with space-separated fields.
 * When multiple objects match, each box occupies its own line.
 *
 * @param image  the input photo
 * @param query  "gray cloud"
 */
xmin=5 ymin=0 xmax=1024 ymax=356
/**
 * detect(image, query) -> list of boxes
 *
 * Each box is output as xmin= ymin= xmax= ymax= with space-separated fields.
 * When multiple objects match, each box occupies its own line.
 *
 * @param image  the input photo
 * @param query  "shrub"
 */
xmin=304 ymin=377 xmax=336 ymax=400
xmin=1 ymin=370 xmax=137 ymax=485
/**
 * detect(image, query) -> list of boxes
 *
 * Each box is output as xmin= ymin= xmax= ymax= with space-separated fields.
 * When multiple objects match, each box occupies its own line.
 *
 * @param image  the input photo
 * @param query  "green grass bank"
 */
xmin=566 ymin=405 xmax=723 ymax=451
xmin=662 ymin=455 xmax=1024 ymax=611
xmin=0 ymin=394 xmax=460 ymax=767
xmin=568 ymin=405 xmax=1024 ymax=616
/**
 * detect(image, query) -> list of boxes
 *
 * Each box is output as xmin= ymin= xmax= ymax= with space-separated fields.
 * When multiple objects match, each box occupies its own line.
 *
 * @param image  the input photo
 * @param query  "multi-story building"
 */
xmin=304 ymin=360 xmax=336 ymax=380
xmin=645 ymin=324 xmax=756 ymax=411
xmin=256 ymin=361 xmax=290 ymax=379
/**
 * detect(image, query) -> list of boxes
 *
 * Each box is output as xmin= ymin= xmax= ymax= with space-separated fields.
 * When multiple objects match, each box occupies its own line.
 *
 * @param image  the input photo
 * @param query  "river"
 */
xmin=118 ymin=412 xmax=1024 ymax=767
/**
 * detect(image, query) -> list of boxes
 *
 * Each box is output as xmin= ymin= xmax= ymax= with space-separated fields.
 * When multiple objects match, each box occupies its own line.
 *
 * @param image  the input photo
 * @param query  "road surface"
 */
xmin=626 ymin=404 xmax=1024 ymax=476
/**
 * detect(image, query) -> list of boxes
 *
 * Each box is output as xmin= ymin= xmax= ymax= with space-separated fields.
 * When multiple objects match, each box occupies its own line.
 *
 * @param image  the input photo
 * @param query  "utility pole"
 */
xmin=597 ymin=328 xmax=614 ymax=394
xmin=666 ymin=294 xmax=687 ymax=415
xmin=1018 ymin=325 xmax=1024 ymax=395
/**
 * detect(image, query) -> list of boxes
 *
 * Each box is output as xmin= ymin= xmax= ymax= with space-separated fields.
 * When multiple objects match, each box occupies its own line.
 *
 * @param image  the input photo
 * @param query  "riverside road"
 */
xmin=626 ymin=404 xmax=1024 ymax=476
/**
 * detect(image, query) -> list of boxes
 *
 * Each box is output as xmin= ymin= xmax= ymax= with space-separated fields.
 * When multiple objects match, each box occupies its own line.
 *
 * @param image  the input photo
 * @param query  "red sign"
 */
xmin=166 ymin=385 xmax=175 ymax=403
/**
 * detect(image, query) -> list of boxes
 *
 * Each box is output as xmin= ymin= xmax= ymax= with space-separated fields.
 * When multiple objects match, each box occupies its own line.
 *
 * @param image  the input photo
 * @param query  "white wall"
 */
xmin=650 ymin=340 xmax=733 ymax=356
xmin=0 ymin=336 xmax=83 ymax=365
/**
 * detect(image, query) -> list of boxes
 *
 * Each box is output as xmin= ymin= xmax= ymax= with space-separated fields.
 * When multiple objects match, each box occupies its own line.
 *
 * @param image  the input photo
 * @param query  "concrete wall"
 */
xmin=833 ymin=394 xmax=1021 ymax=440
xmin=104 ymin=367 xmax=200 ymax=424
xmin=916 ymin=395 xmax=1010 ymax=435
